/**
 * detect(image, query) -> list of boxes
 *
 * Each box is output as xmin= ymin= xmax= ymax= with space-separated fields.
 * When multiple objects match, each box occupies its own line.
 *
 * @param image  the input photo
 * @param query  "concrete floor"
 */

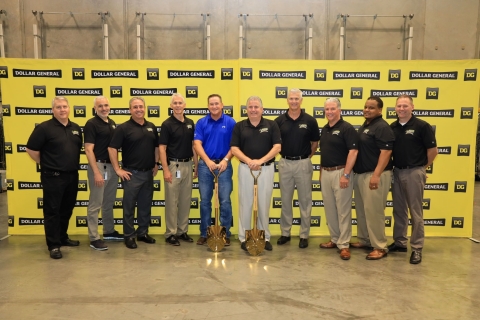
xmin=0 ymin=187 xmax=479 ymax=319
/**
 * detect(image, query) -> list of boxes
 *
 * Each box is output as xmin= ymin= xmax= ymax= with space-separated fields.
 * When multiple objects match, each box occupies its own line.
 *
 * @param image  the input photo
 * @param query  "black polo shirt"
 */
xmin=354 ymin=116 xmax=394 ymax=174
xmin=275 ymin=110 xmax=320 ymax=157
xmin=391 ymin=115 xmax=436 ymax=167
xmin=84 ymin=115 xmax=116 ymax=161
xmin=26 ymin=117 xmax=82 ymax=172
xmin=109 ymin=117 xmax=159 ymax=169
xmin=158 ymin=115 xmax=195 ymax=159
xmin=230 ymin=117 xmax=282 ymax=160
xmin=320 ymin=118 xmax=358 ymax=167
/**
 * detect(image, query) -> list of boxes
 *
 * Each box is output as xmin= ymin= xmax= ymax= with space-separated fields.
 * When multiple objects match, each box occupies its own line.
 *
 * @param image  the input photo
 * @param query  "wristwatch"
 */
xmin=343 ymin=173 xmax=351 ymax=179
xmin=223 ymin=157 xmax=229 ymax=162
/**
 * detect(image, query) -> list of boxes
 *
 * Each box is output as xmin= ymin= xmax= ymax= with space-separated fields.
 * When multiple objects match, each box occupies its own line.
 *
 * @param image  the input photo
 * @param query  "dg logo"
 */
xmin=33 ymin=85 xmax=47 ymax=98
xmin=0 ymin=66 xmax=8 ymax=78
xmin=148 ymin=106 xmax=160 ymax=118
xmin=314 ymin=69 xmax=326 ymax=81
xmin=110 ymin=86 xmax=122 ymax=98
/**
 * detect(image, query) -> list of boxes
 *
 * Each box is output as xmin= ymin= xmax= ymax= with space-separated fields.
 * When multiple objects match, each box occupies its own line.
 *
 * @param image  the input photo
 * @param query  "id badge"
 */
xmin=176 ymin=170 xmax=181 ymax=179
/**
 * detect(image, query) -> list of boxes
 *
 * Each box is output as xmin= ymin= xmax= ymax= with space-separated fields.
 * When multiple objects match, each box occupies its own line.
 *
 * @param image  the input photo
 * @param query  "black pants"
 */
xmin=40 ymin=170 xmax=79 ymax=250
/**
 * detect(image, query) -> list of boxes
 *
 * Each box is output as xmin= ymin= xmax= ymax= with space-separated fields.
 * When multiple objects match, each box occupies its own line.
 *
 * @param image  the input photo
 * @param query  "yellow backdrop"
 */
xmin=0 ymin=58 xmax=477 ymax=237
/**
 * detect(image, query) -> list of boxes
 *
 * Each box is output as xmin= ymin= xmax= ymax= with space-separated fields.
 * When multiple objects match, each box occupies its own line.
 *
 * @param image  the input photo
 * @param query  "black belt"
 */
xmin=97 ymin=159 xmax=111 ymax=163
xmin=212 ymin=159 xmax=224 ymax=164
xmin=168 ymin=157 xmax=191 ymax=162
xmin=395 ymin=165 xmax=422 ymax=170
xmin=42 ymin=170 xmax=77 ymax=176
xmin=282 ymin=155 xmax=309 ymax=161
xmin=241 ymin=161 xmax=274 ymax=166
xmin=123 ymin=167 xmax=152 ymax=172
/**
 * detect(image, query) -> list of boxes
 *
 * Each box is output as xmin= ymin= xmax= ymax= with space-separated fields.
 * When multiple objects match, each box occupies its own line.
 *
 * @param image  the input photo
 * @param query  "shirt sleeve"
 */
xmin=194 ymin=118 xmax=204 ymax=141
xmin=422 ymin=122 xmax=437 ymax=149
xmin=109 ymin=124 xmax=124 ymax=149
xmin=309 ymin=117 xmax=320 ymax=141
xmin=374 ymin=124 xmax=395 ymax=150
xmin=230 ymin=123 xmax=241 ymax=147
xmin=83 ymin=120 xmax=96 ymax=144
xmin=344 ymin=125 xmax=359 ymax=150
xmin=26 ymin=124 xmax=46 ymax=151
xmin=271 ymin=121 xmax=282 ymax=145
xmin=158 ymin=120 xmax=170 ymax=145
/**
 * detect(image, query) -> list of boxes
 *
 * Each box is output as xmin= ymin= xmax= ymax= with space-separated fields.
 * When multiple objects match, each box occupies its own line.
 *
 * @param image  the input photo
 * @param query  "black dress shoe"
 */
xmin=125 ymin=237 xmax=137 ymax=249
xmin=265 ymin=241 xmax=273 ymax=251
xmin=137 ymin=234 xmax=156 ymax=244
xmin=277 ymin=236 xmax=291 ymax=245
xmin=299 ymin=238 xmax=308 ymax=249
xmin=410 ymin=251 xmax=422 ymax=264
xmin=49 ymin=248 xmax=62 ymax=259
xmin=61 ymin=239 xmax=80 ymax=247
xmin=166 ymin=235 xmax=180 ymax=246
xmin=388 ymin=242 xmax=407 ymax=252
xmin=177 ymin=233 xmax=194 ymax=242
xmin=241 ymin=241 xmax=247 ymax=251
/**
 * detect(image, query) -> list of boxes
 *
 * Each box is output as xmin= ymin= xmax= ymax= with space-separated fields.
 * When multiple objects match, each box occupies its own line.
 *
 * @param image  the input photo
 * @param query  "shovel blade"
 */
xmin=207 ymin=225 xmax=227 ymax=252
xmin=245 ymin=229 xmax=266 ymax=256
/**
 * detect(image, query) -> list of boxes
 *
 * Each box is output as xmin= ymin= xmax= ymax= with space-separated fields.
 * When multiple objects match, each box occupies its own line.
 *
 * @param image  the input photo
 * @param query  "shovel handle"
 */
xmin=212 ymin=170 xmax=221 ymax=226
xmin=250 ymin=169 xmax=261 ymax=229
xmin=249 ymin=168 xmax=262 ymax=185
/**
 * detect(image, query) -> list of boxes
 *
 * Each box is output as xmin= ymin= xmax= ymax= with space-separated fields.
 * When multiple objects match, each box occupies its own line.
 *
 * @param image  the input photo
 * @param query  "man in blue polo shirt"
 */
xmin=194 ymin=94 xmax=236 ymax=246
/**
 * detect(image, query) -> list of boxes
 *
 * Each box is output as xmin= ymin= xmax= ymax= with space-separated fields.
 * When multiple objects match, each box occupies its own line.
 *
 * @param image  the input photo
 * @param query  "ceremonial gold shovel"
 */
xmin=245 ymin=169 xmax=265 ymax=256
xmin=206 ymin=171 xmax=227 ymax=252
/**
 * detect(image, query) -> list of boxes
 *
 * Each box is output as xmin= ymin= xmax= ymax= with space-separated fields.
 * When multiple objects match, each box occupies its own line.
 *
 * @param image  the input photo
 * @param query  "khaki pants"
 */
xmin=164 ymin=161 xmax=193 ymax=238
xmin=321 ymin=168 xmax=353 ymax=249
xmin=353 ymin=171 xmax=391 ymax=250
xmin=278 ymin=158 xmax=313 ymax=238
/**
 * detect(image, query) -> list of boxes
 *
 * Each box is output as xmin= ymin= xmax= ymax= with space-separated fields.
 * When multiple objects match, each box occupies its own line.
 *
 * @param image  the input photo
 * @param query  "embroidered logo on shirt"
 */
xmin=299 ymin=124 xmax=307 ymax=129
xmin=332 ymin=130 xmax=340 ymax=135
xmin=259 ymin=128 xmax=269 ymax=133
xmin=112 ymin=125 xmax=116 ymax=129
xmin=187 ymin=125 xmax=193 ymax=129
xmin=147 ymin=128 xmax=153 ymax=132
xmin=72 ymin=130 xmax=79 ymax=135
xmin=406 ymin=129 xmax=415 ymax=135
xmin=363 ymin=129 xmax=370 ymax=134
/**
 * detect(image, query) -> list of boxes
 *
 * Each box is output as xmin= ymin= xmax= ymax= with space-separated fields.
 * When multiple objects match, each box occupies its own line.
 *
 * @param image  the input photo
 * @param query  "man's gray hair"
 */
xmin=246 ymin=96 xmax=263 ymax=107
xmin=129 ymin=96 xmax=146 ymax=107
xmin=288 ymin=88 xmax=303 ymax=98
xmin=324 ymin=97 xmax=341 ymax=109
xmin=170 ymin=93 xmax=185 ymax=104
xmin=52 ymin=96 xmax=69 ymax=108
xmin=93 ymin=96 xmax=109 ymax=106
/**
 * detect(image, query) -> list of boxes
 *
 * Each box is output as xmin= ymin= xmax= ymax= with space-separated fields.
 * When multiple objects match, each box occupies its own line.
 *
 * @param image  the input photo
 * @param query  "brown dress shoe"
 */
xmin=319 ymin=240 xmax=337 ymax=249
xmin=196 ymin=237 xmax=207 ymax=245
xmin=339 ymin=248 xmax=351 ymax=260
xmin=366 ymin=249 xmax=387 ymax=260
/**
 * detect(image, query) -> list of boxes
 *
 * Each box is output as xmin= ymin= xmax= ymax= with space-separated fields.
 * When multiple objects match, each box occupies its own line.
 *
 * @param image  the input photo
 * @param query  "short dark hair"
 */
xmin=366 ymin=96 xmax=383 ymax=109
xmin=208 ymin=94 xmax=222 ymax=104
xmin=396 ymin=94 xmax=413 ymax=104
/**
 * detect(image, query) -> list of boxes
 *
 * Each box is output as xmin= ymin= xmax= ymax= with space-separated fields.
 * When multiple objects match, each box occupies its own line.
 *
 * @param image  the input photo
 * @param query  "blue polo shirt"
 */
xmin=194 ymin=113 xmax=236 ymax=159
